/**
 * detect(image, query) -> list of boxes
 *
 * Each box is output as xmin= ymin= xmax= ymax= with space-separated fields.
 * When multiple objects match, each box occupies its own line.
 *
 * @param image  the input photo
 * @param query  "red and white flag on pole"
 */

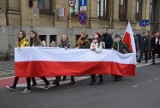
xmin=123 ymin=22 xmax=136 ymax=55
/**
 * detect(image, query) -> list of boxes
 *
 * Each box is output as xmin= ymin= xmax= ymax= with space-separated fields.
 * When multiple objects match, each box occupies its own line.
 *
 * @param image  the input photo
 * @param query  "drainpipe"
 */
xmin=6 ymin=0 xmax=9 ymax=25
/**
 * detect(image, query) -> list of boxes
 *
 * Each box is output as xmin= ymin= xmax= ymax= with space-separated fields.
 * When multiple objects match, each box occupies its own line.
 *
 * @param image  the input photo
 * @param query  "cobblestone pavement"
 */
xmin=0 ymin=60 xmax=14 ymax=78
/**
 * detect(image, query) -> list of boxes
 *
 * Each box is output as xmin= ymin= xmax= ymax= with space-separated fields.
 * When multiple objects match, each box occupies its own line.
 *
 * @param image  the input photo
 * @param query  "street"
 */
xmin=0 ymin=60 xmax=160 ymax=108
xmin=0 ymin=0 xmax=160 ymax=108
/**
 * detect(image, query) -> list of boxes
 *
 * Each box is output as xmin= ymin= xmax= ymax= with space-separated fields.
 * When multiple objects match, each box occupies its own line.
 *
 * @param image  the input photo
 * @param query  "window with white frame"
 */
xmin=119 ymin=0 xmax=127 ymax=21
xmin=70 ymin=0 xmax=80 ymax=16
xmin=97 ymin=0 xmax=109 ymax=19
xmin=38 ymin=0 xmax=52 ymax=12
xmin=135 ymin=0 xmax=142 ymax=21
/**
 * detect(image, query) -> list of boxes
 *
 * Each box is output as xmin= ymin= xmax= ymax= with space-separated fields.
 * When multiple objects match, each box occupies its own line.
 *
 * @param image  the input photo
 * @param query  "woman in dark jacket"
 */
xmin=53 ymin=34 xmax=75 ymax=86
xmin=21 ymin=31 xmax=50 ymax=94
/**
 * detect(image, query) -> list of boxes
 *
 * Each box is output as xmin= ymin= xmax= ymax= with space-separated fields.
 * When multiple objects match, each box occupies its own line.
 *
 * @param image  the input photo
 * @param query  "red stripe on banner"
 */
xmin=111 ymin=62 xmax=136 ymax=76
xmin=15 ymin=61 xmax=136 ymax=77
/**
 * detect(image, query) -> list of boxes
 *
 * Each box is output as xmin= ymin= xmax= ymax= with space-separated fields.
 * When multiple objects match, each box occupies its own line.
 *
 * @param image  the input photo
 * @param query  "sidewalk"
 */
xmin=0 ymin=60 xmax=14 ymax=78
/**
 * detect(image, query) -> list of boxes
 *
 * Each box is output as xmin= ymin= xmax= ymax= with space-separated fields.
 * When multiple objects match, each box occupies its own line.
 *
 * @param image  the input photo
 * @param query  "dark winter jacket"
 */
xmin=77 ymin=36 xmax=90 ymax=49
xmin=102 ymin=33 xmax=113 ymax=49
xmin=151 ymin=37 xmax=160 ymax=54
xmin=139 ymin=36 xmax=149 ymax=53
xmin=59 ymin=40 xmax=71 ymax=48
xmin=112 ymin=41 xmax=131 ymax=54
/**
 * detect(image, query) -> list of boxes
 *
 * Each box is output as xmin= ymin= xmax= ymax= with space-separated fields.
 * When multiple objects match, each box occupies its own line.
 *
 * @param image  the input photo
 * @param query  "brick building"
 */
xmin=0 ymin=0 xmax=152 ymax=59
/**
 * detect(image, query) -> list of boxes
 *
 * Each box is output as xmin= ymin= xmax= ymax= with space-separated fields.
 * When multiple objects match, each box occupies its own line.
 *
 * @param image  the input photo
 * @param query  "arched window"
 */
xmin=119 ymin=0 xmax=127 ymax=21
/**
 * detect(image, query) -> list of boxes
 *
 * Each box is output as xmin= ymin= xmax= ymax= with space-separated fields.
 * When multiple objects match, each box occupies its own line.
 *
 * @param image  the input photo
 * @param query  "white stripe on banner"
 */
xmin=15 ymin=47 xmax=136 ymax=65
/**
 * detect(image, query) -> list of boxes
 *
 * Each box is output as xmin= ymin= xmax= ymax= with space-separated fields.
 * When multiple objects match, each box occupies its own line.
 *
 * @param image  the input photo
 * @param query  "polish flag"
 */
xmin=14 ymin=48 xmax=136 ymax=77
xmin=123 ymin=22 xmax=136 ymax=55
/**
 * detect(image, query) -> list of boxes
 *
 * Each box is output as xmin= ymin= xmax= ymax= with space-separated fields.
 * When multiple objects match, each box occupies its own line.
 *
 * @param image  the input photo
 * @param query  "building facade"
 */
xmin=0 ymin=0 xmax=152 ymax=59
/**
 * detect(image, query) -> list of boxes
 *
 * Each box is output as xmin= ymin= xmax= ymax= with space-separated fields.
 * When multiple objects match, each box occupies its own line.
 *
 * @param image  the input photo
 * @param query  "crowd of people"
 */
xmin=5 ymin=28 xmax=160 ymax=94
xmin=135 ymin=31 xmax=160 ymax=65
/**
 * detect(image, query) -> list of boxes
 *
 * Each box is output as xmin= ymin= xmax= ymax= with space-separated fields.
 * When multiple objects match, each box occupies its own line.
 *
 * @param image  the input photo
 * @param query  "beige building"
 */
xmin=0 ymin=0 xmax=152 ymax=59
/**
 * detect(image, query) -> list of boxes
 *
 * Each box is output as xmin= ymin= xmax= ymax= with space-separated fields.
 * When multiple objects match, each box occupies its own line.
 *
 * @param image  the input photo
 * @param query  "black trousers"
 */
xmin=91 ymin=74 xmax=103 ymax=81
xmin=55 ymin=76 xmax=75 ymax=82
xmin=12 ymin=77 xmax=38 ymax=88
xmin=148 ymin=52 xmax=151 ymax=60
xmin=139 ymin=50 xmax=148 ymax=62
xmin=152 ymin=53 xmax=156 ymax=64
xmin=12 ymin=77 xmax=19 ymax=87
xmin=26 ymin=77 xmax=49 ymax=90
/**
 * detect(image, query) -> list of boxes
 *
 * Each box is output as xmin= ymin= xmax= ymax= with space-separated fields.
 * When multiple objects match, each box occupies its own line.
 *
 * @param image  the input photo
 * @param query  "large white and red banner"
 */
xmin=14 ymin=47 xmax=136 ymax=77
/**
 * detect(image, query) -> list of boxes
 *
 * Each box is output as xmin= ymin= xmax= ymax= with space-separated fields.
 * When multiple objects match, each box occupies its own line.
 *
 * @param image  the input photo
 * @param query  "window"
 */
xmin=135 ymin=0 xmax=142 ymax=21
xmin=150 ymin=0 xmax=154 ymax=22
xmin=119 ymin=0 xmax=128 ymax=21
xmin=39 ymin=35 xmax=47 ymax=42
xmin=38 ymin=0 xmax=52 ymax=12
xmin=70 ymin=0 xmax=80 ymax=16
xmin=97 ymin=0 xmax=109 ymax=19
xmin=50 ymin=35 xmax=57 ymax=43
xmin=39 ymin=35 xmax=47 ymax=46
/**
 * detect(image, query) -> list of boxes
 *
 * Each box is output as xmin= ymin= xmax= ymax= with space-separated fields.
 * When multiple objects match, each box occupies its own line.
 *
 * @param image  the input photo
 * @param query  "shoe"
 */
xmin=114 ymin=76 xmax=122 ymax=81
xmin=44 ymin=84 xmax=50 ymax=90
xmin=31 ymin=83 xmax=37 ymax=87
xmin=69 ymin=80 xmax=75 ymax=85
xmin=21 ymin=88 xmax=31 ymax=94
xmin=151 ymin=63 xmax=155 ymax=65
xmin=53 ymin=80 xmax=59 ymax=87
xmin=145 ymin=61 xmax=148 ymax=63
xmin=118 ymin=76 xmax=122 ymax=81
xmin=97 ymin=80 xmax=103 ymax=85
xmin=114 ymin=78 xmax=121 ymax=81
xmin=63 ymin=76 xmax=66 ymax=81
xmin=137 ymin=60 xmax=141 ymax=63
xmin=6 ymin=86 xmax=16 ymax=91
xmin=89 ymin=79 xmax=96 ymax=85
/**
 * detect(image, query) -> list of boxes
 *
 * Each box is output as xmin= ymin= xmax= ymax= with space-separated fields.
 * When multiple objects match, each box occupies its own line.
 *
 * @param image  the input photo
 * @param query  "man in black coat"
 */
xmin=137 ymin=32 xmax=149 ymax=63
xmin=151 ymin=32 xmax=160 ymax=65
xmin=101 ymin=28 xmax=113 ymax=49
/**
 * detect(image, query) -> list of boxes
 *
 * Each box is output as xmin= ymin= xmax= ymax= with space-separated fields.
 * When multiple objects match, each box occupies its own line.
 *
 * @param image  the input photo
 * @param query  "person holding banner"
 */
xmin=112 ymin=34 xmax=131 ymax=81
xmin=6 ymin=31 xmax=29 ymax=91
xmin=21 ymin=31 xmax=50 ymax=94
xmin=77 ymin=31 xmax=90 ymax=49
xmin=53 ymin=34 xmax=75 ymax=86
xmin=89 ymin=32 xmax=103 ymax=85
